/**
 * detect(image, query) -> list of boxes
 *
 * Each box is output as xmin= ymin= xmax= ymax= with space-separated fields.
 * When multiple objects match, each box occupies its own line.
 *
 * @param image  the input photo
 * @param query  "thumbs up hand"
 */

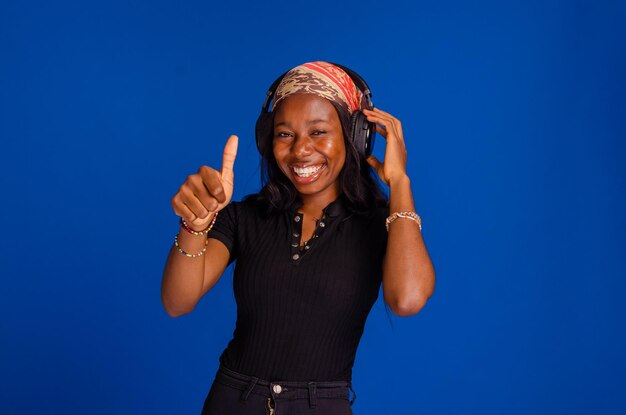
xmin=171 ymin=135 xmax=238 ymax=230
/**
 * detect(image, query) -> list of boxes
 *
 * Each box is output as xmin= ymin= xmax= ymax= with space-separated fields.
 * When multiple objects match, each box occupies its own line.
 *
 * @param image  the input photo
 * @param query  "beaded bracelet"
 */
xmin=180 ymin=212 xmax=218 ymax=236
xmin=174 ymin=232 xmax=209 ymax=258
xmin=386 ymin=211 xmax=422 ymax=232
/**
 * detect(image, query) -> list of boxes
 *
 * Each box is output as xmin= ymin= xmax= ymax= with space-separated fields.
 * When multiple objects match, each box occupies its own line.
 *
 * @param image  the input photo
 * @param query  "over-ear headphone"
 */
xmin=255 ymin=62 xmax=376 ymax=160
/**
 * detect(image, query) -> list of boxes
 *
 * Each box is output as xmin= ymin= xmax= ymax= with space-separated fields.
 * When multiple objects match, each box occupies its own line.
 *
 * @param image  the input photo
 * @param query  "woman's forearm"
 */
xmin=161 ymin=215 xmax=214 ymax=317
xmin=382 ymin=174 xmax=436 ymax=316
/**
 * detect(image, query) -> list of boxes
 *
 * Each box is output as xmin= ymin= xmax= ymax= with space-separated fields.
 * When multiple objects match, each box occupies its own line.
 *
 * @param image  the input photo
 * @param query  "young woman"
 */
xmin=161 ymin=61 xmax=435 ymax=414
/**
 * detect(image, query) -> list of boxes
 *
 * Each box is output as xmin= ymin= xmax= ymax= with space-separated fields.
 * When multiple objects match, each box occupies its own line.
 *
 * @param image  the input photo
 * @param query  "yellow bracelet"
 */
xmin=174 ymin=232 xmax=209 ymax=257
xmin=385 ymin=211 xmax=422 ymax=232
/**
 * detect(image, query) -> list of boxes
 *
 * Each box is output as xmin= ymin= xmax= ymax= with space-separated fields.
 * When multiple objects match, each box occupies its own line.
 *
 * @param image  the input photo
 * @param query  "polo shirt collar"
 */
xmin=288 ymin=194 xmax=348 ymax=218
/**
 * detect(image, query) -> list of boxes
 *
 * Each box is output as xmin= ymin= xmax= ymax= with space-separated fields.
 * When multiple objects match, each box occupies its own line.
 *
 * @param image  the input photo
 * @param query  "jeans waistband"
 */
xmin=215 ymin=364 xmax=357 ymax=407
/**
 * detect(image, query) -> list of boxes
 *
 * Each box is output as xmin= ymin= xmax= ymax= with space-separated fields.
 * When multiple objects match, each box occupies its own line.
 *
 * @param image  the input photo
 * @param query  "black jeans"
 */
xmin=201 ymin=364 xmax=357 ymax=414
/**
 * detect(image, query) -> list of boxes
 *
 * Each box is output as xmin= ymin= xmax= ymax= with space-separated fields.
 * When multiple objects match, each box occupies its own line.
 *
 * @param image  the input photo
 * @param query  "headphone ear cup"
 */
xmin=255 ymin=111 xmax=273 ymax=155
xmin=350 ymin=110 xmax=376 ymax=159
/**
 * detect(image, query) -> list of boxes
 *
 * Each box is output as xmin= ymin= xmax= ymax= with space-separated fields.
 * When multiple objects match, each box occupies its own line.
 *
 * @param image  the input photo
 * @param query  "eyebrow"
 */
xmin=274 ymin=119 xmax=330 ymax=128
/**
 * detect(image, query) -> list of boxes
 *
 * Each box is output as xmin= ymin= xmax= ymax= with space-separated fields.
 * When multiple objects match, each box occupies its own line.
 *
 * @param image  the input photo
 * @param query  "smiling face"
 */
xmin=272 ymin=93 xmax=346 ymax=205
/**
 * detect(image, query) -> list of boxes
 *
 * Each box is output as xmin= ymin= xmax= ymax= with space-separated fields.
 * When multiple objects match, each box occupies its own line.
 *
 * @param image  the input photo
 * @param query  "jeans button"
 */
xmin=273 ymin=384 xmax=282 ymax=394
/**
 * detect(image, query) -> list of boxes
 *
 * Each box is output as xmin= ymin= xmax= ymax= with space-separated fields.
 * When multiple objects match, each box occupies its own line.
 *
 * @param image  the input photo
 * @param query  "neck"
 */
xmin=298 ymin=189 xmax=341 ymax=215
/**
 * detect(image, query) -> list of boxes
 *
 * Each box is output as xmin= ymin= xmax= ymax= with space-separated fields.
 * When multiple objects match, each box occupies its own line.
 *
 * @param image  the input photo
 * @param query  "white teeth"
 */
xmin=293 ymin=164 xmax=323 ymax=177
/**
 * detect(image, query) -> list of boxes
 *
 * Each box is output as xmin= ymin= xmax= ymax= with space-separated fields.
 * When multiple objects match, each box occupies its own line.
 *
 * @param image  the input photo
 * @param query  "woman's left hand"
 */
xmin=363 ymin=107 xmax=408 ymax=186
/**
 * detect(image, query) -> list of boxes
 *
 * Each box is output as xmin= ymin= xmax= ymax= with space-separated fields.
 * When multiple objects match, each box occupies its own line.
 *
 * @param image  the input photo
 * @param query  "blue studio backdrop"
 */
xmin=1 ymin=1 xmax=625 ymax=414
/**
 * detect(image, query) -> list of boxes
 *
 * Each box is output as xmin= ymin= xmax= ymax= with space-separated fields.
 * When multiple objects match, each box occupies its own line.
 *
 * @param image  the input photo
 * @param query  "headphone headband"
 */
xmin=327 ymin=62 xmax=374 ymax=109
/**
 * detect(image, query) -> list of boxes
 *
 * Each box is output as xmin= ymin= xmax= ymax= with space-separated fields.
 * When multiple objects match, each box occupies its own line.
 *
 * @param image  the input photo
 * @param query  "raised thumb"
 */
xmin=221 ymin=135 xmax=238 ymax=180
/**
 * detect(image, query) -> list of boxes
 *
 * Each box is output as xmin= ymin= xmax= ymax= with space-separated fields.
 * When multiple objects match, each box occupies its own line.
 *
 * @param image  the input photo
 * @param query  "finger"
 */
xmin=204 ymin=181 xmax=225 ymax=210
xmin=364 ymin=108 xmax=393 ymax=124
xmin=375 ymin=124 xmax=387 ymax=138
xmin=172 ymin=194 xmax=197 ymax=222
xmin=370 ymin=107 xmax=402 ymax=131
xmin=366 ymin=108 xmax=401 ymax=128
xmin=367 ymin=155 xmax=386 ymax=182
xmin=364 ymin=112 xmax=403 ymax=143
xmin=190 ymin=172 xmax=222 ymax=208
xmin=370 ymin=107 xmax=398 ymax=120
xmin=221 ymin=135 xmax=238 ymax=183
xmin=365 ymin=113 xmax=395 ymax=135
xmin=373 ymin=109 xmax=404 ymax=142
xmin=198 ymin=166 xmax=226 ymax=203
xmin=179 ymin=187 xmax=211 ymax=219
xmin=366 ymin=155 xmax=382 ymax=171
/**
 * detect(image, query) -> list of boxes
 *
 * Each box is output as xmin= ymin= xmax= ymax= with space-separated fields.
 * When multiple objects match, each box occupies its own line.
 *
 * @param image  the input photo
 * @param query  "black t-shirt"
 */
xmin=207 ymin=193 xmax=389 ymax=381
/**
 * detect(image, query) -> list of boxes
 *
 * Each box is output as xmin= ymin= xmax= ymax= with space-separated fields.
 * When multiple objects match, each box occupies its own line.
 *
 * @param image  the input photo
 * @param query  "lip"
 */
xmin=290 ymin=162 xmax=325 ymax=169
xmin=290 ymin=163 xmax=326 ymax=184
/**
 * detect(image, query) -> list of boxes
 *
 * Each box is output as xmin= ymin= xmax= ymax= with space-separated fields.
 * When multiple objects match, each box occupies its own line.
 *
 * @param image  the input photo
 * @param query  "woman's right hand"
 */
xmin=171 ymin=135 xmax=238 ymax=230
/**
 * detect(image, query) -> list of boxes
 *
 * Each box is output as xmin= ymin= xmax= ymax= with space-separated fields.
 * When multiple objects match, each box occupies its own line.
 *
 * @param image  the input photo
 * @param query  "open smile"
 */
xmin=290 ymin=163 xmax=326 ymax=184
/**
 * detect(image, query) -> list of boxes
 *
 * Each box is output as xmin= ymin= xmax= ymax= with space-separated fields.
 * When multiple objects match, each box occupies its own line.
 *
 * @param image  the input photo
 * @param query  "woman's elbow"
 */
xmin=389 ymin=294 xmax=429 ymax=317
xmin=386 ymin=275 xmax=435 ymax=317
xmin=164 ymin=306 xmax=193 ymax=318
xmin=161 ymin=296 xmax=195 ymax=318
xmin=387 ymin=282 xmax=435 ymax=316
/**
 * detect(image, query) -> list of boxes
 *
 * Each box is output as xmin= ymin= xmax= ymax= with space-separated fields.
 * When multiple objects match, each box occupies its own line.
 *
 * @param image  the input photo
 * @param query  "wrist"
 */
xmin=388 ymin=174 xmax=410 ymax=188
xmin=180 ymin=212 xmax=218 ymax=235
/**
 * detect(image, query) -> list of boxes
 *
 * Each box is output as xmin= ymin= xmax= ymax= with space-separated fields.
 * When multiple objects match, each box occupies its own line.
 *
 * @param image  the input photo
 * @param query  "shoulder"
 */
xmin=351 ymin=204 xmax=389 ymax=222
xmin=344 ymin=204 xmax=389 ymax=239
xmin=375 ymin=205 xmax=390 ymax=219
xmin=370 ymin=206 xmax=390 ymax=231
xmin=227 ymin=193 xmax=271 ymax=218
xmin=240 ymin=193 xmax=266 ymax=210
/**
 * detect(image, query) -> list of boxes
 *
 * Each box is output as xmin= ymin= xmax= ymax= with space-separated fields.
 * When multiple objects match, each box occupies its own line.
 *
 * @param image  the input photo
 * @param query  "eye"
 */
xmin=275 ymin=131 xmax=293 ymax=138
xmin=312 ymin=130 xmax=327 ymax=136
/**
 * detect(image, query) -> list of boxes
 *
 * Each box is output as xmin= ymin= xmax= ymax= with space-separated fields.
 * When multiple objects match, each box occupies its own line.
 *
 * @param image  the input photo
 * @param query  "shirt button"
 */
xmin=293 ymin=233 xmax=300 ymax=238
xmin=294 ymin=216 xmax=301 ymax=222
xmin=319 ymin=222 xmax=325 ymax=228
xmin=304 ymin=245 xmax=310 ymax=250
xmin=292 ymin=254 xmax=300 ymax=260
xmin=273 ymin=384 xmax=282 ymax=394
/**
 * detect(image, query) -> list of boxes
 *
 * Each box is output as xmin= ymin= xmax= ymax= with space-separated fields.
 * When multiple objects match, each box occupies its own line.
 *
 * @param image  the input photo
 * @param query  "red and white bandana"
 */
xmin=271 ymin=61 xmax=365 ymax=115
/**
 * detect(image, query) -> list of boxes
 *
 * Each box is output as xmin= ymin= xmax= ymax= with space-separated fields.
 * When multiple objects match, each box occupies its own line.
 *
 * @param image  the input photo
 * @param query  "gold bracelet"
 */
xmin=385 ymin=211 xmax=422 ymax=232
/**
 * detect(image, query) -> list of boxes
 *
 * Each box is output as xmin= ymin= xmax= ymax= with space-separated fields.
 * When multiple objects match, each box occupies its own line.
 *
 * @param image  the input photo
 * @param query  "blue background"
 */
xmin=1 ymin=0 xmax=625 ymax=414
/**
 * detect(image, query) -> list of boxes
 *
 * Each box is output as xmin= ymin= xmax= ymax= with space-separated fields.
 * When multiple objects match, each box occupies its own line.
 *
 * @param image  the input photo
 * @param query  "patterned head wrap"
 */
xmin=270 ymin=61 xmax=366 ymax=115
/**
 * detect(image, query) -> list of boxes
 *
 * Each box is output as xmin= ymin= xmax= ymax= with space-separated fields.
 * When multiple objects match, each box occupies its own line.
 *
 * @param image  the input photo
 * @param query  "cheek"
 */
xmin=318 ymin=138 xmax=345 ymax=158
xmin=271 ymin=143 xmax=290 ymax=174
xmin=272 ymin=141 xmax=286 ymax=162
xmin=328 ymin=141 xmax=346 ymax=170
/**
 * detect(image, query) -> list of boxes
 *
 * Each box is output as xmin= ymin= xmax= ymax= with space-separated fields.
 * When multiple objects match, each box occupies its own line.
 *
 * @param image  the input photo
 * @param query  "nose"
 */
xmin=291 ymin=134 xmax=313 ymax=158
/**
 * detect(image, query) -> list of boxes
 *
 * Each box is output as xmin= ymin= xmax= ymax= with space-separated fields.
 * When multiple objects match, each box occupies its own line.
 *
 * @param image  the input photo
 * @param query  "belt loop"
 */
xmin=308 ymin=382 xmax=317 ymax=408
xmin=240 ymin=376 xmax=258 ymax=401
xmin=348 ymin=384 xmax=357 ymax=406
